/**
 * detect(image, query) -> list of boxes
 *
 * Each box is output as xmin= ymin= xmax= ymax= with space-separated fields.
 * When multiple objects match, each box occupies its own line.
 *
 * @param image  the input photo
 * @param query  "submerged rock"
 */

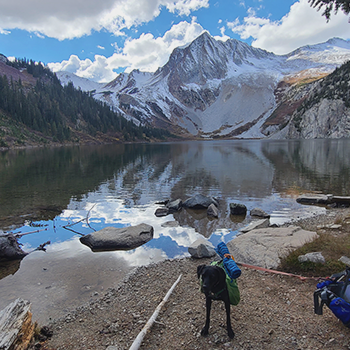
xmin=155 ymin=208 xmax=169 ymax=217
xmin=80 ymin=224 xmax=154 ymax=251
xmin=166 ymin=199 xmax=182 ymax=212
xmin=207 ymin=203 xmax=219 ymax=218
xmin=250 ymin=208 xmax=270 ymax=218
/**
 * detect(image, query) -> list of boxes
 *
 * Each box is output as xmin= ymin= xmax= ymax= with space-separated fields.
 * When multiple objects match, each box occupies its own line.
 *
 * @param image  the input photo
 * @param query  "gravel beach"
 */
xmin=41 ymin=209 xmax=350 ymax=350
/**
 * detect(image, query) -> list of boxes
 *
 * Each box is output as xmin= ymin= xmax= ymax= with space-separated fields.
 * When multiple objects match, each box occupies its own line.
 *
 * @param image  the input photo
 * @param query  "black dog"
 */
xmin=197 ymin=264 xmax=234 ymax=339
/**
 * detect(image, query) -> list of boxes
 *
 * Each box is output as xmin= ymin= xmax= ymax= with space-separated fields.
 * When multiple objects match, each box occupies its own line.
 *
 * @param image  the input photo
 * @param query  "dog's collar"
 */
xmin=208 ymin=287 xmax=226 ymax=299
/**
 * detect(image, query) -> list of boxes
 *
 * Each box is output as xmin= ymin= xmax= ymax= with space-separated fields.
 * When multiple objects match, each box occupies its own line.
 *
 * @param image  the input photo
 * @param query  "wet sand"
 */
xmin=0 ymin=238 xmax=134 ymax=324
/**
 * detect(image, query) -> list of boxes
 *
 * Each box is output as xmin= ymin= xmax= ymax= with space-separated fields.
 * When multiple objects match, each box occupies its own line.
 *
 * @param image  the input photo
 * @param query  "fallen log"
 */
xmin=297 ymin=194 xmax=350 ymax=206
xmin=0 ymin=298 xmax=35 ymax=350
xmin=129 ymin=274 xmax=182 ymax=350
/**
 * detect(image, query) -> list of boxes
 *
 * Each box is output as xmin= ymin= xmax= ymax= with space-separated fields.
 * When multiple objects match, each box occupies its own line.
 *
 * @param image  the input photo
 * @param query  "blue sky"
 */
xmin=0 ymin=0 xmax=349 ymax=82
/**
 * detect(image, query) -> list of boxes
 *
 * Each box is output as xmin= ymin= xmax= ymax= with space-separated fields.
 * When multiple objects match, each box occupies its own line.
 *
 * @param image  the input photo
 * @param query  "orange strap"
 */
xmin=224 ymin=253 xmax=235 ymax=260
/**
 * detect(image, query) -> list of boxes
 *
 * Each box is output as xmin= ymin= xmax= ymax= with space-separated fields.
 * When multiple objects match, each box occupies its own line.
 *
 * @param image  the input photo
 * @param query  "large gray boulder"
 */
xmin=227 ymin=226 xmax=318 ymax=269
xmin=80 ymin=224 xmax=153 ymax=251
xmin=188 ymin=238 xmax=216 ymax=258
xmin=183 ymin=194 xmax=218 ymax=209
xmin=0 ymin=235 xmax=27 ymax=261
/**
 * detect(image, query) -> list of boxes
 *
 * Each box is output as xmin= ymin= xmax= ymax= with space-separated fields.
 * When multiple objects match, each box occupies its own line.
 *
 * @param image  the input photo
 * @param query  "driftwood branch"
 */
xmin=129 ymin=274 xmax=182 ymax=350
xmin=34 ymin=241 xmax=51 ymax=252
xmin=0 ymin=228 xmax=48 ymax=239
xmin=62 ymin=204 xmax=97 ymax=235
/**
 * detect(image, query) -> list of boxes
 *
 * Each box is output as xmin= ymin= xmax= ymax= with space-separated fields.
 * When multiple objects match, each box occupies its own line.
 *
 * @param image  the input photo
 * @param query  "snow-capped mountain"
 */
xmin=56 ymin=33 xmax=350 ymax=138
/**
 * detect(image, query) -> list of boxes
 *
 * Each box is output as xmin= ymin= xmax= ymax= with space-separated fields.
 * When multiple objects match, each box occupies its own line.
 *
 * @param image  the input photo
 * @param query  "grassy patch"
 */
xmin=279 ymin=232 xmax=350 ymax=277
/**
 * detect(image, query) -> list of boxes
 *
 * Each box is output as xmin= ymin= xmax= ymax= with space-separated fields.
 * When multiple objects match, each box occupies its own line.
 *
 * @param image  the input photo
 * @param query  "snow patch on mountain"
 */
xmin=56 ymin=71 xmax=104 ymax=92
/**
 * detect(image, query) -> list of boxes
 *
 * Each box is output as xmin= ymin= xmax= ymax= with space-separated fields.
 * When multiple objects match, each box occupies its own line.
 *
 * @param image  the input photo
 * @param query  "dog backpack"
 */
xmin=210 ymin=260 xmax=240 ymax=305
xmin=314 ymin=267 xmax=350 ymax=327
xmin=212 ymin=242 xmax=241 ymax=306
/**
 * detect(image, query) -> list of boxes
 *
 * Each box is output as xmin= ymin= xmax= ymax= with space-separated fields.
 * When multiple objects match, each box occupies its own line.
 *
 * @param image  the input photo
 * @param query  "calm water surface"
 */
xmin=1 ymin=139 xmax=350 ymax=323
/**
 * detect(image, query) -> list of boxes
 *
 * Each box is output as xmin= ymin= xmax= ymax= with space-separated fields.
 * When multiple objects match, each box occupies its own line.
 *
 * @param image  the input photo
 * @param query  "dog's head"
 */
xmin=197 ymin=264 xmax=226 ymax=296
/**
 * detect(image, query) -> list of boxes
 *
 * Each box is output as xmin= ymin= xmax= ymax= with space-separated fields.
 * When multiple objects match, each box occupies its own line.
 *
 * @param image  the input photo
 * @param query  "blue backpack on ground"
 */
xmin=314 ymin=267 xmax=350 ymax=327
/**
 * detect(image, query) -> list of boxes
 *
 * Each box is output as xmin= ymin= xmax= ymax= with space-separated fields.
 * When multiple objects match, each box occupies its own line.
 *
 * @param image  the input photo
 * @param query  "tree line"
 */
xmin=0 ymin=58 xmax=173 ymax=142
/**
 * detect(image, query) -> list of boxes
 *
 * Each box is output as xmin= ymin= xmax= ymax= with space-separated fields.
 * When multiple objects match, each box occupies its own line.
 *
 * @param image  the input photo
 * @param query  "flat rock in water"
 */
xmin=250 ymin=208 xmax=270 ymax=218
xmin=240 ymin=219 xmax=270 ymax=233
xmin=80 ymin=224 xmax=153 ymax=251
xmin=227 ymin=226 xmax=318 ymax=269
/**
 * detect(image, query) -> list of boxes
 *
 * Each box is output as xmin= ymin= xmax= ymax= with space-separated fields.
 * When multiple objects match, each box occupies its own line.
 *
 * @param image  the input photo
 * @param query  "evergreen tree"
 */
xmin=309 ymin=0 xmax=350 ymax=21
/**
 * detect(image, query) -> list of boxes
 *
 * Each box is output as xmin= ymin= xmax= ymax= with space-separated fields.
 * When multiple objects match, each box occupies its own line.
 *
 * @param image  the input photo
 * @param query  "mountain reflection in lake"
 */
xmin=1 ymin=139 xmax=350 ymax=322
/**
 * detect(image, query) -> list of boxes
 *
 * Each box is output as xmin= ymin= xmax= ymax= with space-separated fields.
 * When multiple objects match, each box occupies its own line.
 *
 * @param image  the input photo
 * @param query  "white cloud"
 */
xmin=0 ymin=29 xmax=10 ymax=35
xmin=48 ymin=19 xmax=205 ymax=82
xmin=165 ymin=0 xmax=209 ymax=16
xmin=228 ymin=0 xmax=350 ymax=54
xmin=0 ymin=0 xmax=208 ymax=40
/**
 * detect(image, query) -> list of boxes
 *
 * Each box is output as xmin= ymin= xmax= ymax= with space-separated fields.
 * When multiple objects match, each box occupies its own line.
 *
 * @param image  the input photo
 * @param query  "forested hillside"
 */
xmin=0 ymin=57 xmax=175 ymax=148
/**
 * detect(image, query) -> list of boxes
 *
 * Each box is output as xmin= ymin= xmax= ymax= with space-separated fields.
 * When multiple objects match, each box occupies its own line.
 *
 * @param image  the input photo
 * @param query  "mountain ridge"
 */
xmin=57 ymin=34 xmax=350 ymax=139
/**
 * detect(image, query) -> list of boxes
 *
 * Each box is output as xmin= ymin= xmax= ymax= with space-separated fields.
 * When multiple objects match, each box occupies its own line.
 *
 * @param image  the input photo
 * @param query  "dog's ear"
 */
xmin=197 ymin=265 xmax=206 ymax=279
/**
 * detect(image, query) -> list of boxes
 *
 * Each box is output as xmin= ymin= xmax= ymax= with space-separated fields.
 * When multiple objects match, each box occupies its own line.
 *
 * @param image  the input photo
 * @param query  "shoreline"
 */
xmin=39 ymin=207 xmax=350 ymax=349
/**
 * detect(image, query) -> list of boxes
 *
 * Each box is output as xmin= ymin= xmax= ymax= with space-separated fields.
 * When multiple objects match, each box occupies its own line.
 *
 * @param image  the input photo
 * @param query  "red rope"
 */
xmin=236 ymin=261 xmax=321 ymax=281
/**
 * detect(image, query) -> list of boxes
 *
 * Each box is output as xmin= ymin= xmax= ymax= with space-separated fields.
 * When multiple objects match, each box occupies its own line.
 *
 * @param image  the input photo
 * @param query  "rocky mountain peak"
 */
xmin=56 ymin=34 xmax=350 ymax=139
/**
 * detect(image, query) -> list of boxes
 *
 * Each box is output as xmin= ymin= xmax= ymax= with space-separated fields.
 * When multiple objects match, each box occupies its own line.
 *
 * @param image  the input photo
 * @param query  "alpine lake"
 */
xmin=1 ymin=139 xmax=350 ymax=324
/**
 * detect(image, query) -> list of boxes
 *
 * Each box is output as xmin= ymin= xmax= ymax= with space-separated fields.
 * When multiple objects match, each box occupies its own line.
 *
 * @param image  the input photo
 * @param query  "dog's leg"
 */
xmin=201 ymin=297 xmax=212 ymax=336
xmin=224 ymin=298 xmax=234 ymax=339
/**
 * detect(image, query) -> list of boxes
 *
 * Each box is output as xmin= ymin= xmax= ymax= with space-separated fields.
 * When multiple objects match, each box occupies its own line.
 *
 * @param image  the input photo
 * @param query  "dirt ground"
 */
xmin=40 ymin=210 xmax=350 ymax=350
